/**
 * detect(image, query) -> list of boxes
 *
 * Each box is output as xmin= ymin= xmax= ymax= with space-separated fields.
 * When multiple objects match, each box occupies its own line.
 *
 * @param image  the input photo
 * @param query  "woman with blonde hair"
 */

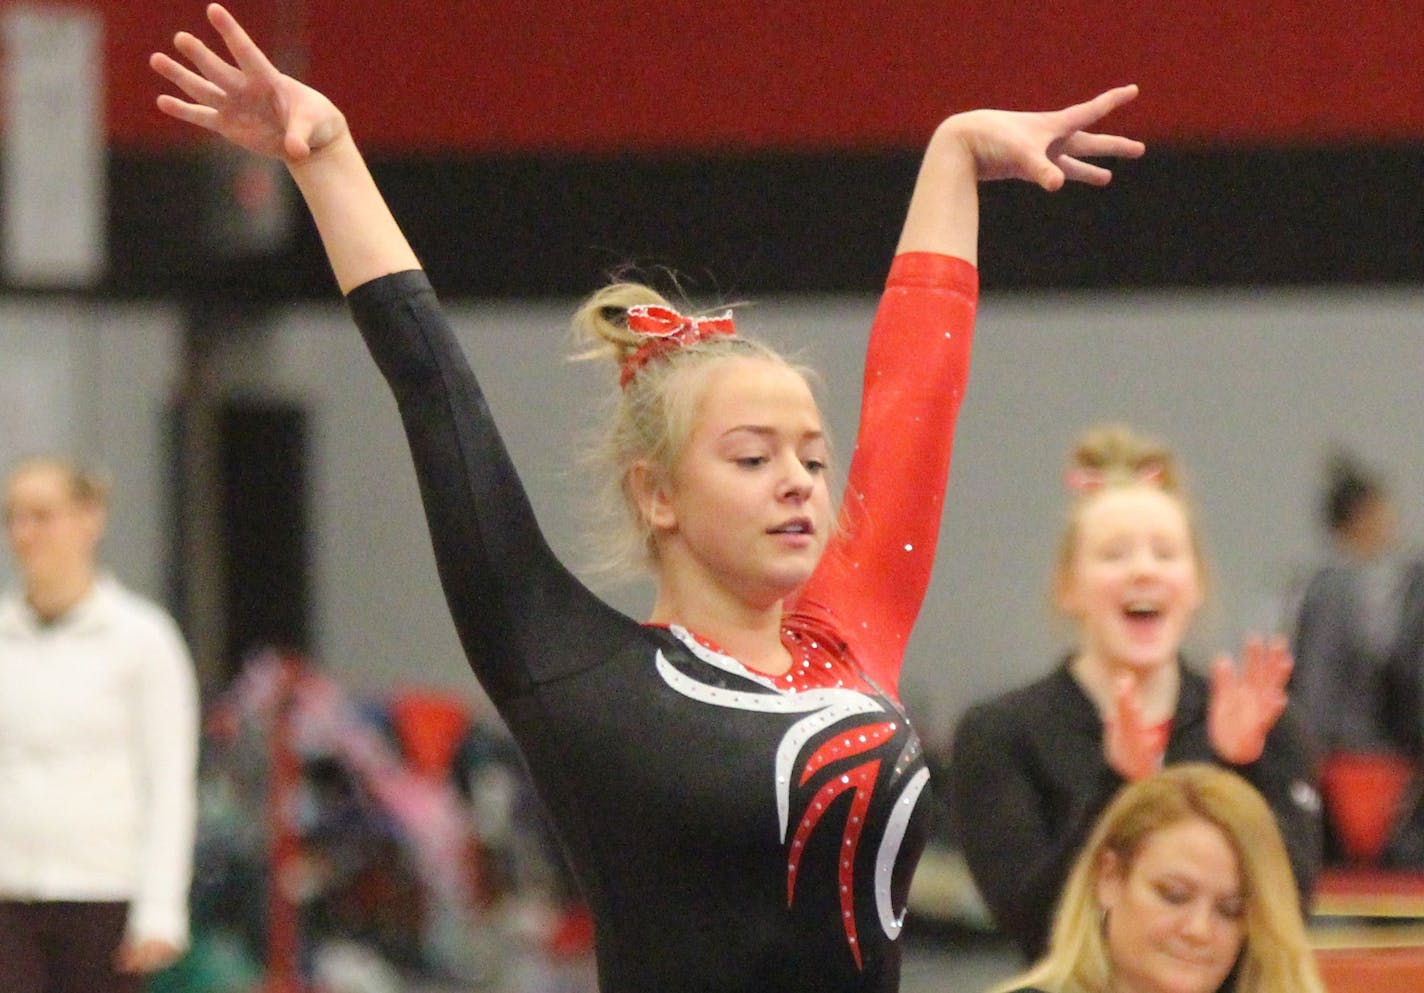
xmin=948 ymin=424 xmax=1320 ymax=961
xmin=151 ymin=6 xmax=1143 ymax=990
xmin=993 ymin=763 xmax=1326 ymax=993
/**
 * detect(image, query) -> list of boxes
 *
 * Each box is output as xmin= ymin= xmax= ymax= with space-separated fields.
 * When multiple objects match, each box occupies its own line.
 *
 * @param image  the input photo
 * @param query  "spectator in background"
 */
xmin=990 ymin=763 xmax=1326 ymax=993
xmin=1291 ymin=451 xmax=1424 ymax=864
xmin=0 ymin=456 xmax=200 ymax=993
xmin=1292 ymin=451 xmax=1424 ymax=757
xmin=947 ymin=424 xmax=1320 ymax=961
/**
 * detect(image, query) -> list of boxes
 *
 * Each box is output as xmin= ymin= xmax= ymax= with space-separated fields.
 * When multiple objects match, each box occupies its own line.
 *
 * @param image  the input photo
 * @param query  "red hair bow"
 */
xmin=619 ymin=304 xmax=736 ymax=388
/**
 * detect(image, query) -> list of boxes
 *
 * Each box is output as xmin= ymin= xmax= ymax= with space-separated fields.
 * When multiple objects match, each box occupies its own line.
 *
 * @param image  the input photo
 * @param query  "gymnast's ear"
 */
xmin=627 ymin=459 xmax=677 ymax=534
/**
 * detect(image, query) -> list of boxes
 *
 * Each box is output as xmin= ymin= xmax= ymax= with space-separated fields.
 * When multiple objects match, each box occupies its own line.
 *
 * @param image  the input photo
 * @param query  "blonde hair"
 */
xmin=992 ymin=764 xmax=1324 ymax=993
xmin=1052 ymin=423 xmax=1207 ymax=608
xmin=4 ymin=455 xmax=112 ymax=509
xmin=570 ymin=281 xmax=809 ymax=576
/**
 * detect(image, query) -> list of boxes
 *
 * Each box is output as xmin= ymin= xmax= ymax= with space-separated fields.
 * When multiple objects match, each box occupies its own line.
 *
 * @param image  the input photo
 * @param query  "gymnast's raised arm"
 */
xmin=151 ymin=3 xmax=416 ymax=291
xmin=151 ymin=3 xmax=629 ymax=699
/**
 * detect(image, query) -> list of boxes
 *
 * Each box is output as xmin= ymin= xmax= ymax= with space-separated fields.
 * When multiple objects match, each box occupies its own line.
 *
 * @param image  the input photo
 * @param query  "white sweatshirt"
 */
xmin=0 ymin=574 xmax=199 ymax=948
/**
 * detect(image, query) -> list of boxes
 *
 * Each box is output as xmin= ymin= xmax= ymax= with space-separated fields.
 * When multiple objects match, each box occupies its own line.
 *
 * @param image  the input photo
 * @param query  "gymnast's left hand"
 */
xmin=939 ymin=84 xmax=1146 ymax=191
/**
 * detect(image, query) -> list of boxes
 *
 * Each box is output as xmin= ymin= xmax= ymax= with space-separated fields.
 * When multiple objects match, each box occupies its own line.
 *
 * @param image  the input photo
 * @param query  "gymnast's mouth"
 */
xmin=769 ymin=517 xmax=815 ymax=535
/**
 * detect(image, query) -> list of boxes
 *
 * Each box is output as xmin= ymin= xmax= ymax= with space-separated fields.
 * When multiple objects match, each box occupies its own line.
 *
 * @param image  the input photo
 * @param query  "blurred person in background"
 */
xmin=0 ymin=456 xmax=199 ymax=993
xmin=1291 ymin=451 xmax=1424 ymax=864
xmin=947 ymin=424 xmax=1320 ymax=961
xmin=1292 ymin=451 xmax=1424 ymax=757
xmin=990 ymin=763 xmax=1325 ymax=993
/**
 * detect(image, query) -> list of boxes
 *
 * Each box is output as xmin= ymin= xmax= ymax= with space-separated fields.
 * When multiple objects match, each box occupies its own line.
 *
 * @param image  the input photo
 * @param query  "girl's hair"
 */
xmin=570 ymin=281 xmax=807 ymax=576
xmin=4 ymin=455 xmax=112 ymax=509
xmin=1051 ymin=422 xmax=1205 ymax=606
xmin=1322 ymin=450 xmax=1384 ymax=533
xmin=992 ymin=763 xmax=1325 ymax=993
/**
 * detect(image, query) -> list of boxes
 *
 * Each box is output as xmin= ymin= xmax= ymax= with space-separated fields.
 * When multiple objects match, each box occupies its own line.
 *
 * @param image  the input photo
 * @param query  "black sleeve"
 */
xmin=945 ymin=700 xmax=1122 ymax=960
xmin=347 ymin=270 xmax=632 ymax=702
xmin=1231 ymin=704 xmax=1324 ymax=905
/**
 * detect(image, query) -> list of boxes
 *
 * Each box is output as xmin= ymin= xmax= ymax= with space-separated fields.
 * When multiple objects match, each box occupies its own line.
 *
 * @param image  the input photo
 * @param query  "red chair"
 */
xmin=388 ymin=689 xmax=473 ymax=780
xmin=1319 ymin=751 xmax=1417 ymax=864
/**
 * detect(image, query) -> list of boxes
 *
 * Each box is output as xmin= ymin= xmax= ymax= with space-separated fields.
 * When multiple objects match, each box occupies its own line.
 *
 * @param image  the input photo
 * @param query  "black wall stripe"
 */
xmin=90 ymin=144 xmax=1424 ymax=301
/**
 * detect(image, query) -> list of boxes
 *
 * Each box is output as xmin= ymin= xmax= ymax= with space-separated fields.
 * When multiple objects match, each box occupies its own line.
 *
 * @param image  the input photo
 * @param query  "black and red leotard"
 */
xmin=348 ymin=251 xmax=977 ymax=993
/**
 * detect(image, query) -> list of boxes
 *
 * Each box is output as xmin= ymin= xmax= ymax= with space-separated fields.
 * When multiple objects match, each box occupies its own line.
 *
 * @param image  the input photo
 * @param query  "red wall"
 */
xmin=89 ymin=1 xmax=1424 ymax=153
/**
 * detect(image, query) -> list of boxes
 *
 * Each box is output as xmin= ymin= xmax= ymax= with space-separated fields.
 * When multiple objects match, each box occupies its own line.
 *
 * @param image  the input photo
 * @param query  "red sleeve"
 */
xmin=791 ymin=251 xmax=978 ymax=698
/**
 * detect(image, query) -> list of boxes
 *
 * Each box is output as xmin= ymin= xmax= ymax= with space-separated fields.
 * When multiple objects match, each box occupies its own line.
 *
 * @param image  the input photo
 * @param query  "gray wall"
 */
xmin=5 ymin=286 xmax=1423 ymax=738
xmin=913 ymin=287 xmax=1424 ymax=743
xmin=0 ymin=299 xmax=181 ymax=600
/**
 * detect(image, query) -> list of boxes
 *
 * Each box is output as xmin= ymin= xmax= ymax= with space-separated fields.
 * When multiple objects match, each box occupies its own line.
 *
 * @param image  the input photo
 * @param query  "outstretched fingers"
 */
xmin=150 ymin=39 xmax=235 ymax=136
xmin=205 ymin=3 xmax=281 ymax=80
xmin=149 ymin=47 xmax=225 ymax=108
xmin=151 ymin=5 xmax=282 ymax=109
xmin=1062 ymin=130 xmax=1147 ymax=161
xmin=1062 ymin=84 xmax=1141 ymax=131
xmin=170 ymin=27 xmax=244 ymax=94
xmin=149 ymin=10 xmax=255 ymax=131
xmin=152 ymin=91 xmax=218 ymax=133
xmin=1054 ymin=155 xmax=1114 ymax=187
xmin=1049 ymin=85 xmax=1145 ymax=187
xmin=150 ymin=1 xmax=345 ymax=163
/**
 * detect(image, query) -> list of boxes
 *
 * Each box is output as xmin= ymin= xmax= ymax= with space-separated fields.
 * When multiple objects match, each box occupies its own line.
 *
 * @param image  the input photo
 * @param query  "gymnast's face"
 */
xmin=1097 ymin=816 xmax=1246 ymax=993
xmin=1059 ymin=484 xmax=1202 ymax=675
xmin=641 ymin=356 xmax=832 ymax=608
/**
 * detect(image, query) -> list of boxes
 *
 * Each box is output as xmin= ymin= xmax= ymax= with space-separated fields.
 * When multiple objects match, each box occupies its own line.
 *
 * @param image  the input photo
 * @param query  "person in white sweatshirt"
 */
xmin=0 ymin=456 xmax=199 ymax=993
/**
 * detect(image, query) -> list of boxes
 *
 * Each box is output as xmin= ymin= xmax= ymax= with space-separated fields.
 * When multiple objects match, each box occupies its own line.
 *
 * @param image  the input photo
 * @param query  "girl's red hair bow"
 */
xmin=619 ymin=305 xmax=736 ymax=388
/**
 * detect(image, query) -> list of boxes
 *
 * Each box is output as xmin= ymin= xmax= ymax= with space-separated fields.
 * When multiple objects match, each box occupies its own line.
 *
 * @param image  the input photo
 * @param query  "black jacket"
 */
xmin=946 ymin=662 xmax=1322 ymax=960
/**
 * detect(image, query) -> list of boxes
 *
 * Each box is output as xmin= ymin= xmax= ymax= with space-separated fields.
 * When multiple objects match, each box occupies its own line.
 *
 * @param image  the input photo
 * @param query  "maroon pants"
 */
xmin=0 ymin=901 xmax=141 ymax=993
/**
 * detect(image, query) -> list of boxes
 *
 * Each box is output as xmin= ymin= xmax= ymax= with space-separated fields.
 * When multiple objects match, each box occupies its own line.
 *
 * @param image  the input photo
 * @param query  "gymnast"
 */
xmin=152 ymin=7 xmax=1142 ymax=989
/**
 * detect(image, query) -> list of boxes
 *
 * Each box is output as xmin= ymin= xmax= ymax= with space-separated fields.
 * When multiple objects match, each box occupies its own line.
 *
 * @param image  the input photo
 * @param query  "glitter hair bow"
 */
xmin=619 ymin=304 xmax=736 ymax=388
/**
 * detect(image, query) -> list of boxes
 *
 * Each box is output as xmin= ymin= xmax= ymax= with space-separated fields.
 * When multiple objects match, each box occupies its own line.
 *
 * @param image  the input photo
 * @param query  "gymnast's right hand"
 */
xmin=150 ymin=3 xmax=346 ymax=165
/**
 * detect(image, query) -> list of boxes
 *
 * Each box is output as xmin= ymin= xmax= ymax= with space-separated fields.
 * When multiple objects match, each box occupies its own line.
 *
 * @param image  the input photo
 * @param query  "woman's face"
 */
xmin=645 ymin=357 xmax=832 ymax=608
xmin=1059 ymin=485 xmax=1202 ymax=674
xmin=1097 ymin=816 xmax=1247 ymax=993
xmin=3 ymin=464 xmax=103 ymax=589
